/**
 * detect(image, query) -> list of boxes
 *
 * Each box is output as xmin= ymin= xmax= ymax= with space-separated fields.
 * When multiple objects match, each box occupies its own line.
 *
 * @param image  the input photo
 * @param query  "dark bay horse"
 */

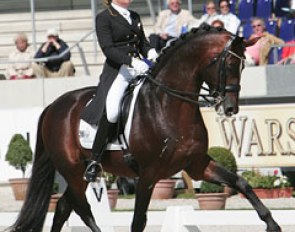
xmin=9 ymin=25 xmax=281 ymax=232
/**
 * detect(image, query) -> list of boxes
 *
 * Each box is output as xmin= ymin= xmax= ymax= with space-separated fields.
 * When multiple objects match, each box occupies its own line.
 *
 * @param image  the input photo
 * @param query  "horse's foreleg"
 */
xmin=51 ymin=189 xmax=73 ymax=232
xmin=186 ymin=159 xmax=281 ymax=232
xmin=131 ymin=179 xmax=153 ymax=232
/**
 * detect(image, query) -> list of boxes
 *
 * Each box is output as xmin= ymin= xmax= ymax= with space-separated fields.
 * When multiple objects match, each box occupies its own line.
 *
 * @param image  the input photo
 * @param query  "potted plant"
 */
xmin=207 ymin=146 xmax=238 ymax=196
xmin=103 ymin=172 xmax=119 ymax=210
xmin=196 ymin=181 xmax=228 ymax=210
xmin=196 ymin=146 xmax=237 ymax=210
xmin=5 ymin=133 xmax=33 ymax=200
xmin=241 ymin=169 xmax=293 ymax=199
xmin=151 ymin=178 xmax=177 ymax=199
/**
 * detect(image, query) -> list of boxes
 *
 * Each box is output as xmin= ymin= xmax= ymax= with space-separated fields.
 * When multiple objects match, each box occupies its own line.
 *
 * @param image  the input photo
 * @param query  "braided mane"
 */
xmin=149 ymin=23 xmax=227 ymax=76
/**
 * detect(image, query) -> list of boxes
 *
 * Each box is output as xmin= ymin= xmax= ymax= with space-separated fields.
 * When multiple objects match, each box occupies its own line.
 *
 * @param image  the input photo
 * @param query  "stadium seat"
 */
xmin=242 ymin=20 xmax=252 ymax=39
xmin=274 ymin=0 xmax=290 ymax=18
xmin=229 ymin=0 xmax=237 ymax=14
xmin=266 ymin=20 xmax=277 ymax=35
xmin=268 ymin=46 xmax=283 ymax=64
xmin=279 ymin=19 xmax=295 ymax=42
xmin=256 ymin=0 xmax=273 ymax=19
xmin=238 ymin=0 xmax=254 ymax=21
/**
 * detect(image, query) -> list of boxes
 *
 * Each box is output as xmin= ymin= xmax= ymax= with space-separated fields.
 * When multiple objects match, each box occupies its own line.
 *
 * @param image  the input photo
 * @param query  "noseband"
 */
xmin=208 ymin=36 xmax=244 ymax=100
xmin=145 ymin=35 xmax=245 ymax=106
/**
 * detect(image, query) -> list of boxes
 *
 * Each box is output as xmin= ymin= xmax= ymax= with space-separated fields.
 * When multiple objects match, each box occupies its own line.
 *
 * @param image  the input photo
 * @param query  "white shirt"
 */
xmin=199 ymin=13 xmax=218 ymax=25
xmin=164 ymin=13 xmax=178 ymax=37
xmin=111 ymin=3 xmax=132 ymax=25
xmin=217 ymin=13 xmax=241 ymax=34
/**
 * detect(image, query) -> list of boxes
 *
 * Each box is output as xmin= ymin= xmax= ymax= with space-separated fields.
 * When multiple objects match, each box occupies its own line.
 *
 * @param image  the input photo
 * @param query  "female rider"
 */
xmin=81 ymin=0 xmax=158 ymax=182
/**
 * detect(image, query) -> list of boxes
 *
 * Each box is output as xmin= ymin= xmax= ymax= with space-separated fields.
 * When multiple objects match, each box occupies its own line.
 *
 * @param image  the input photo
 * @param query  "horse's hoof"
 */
xmin=266 ymin=226 xmax=282 ymax=232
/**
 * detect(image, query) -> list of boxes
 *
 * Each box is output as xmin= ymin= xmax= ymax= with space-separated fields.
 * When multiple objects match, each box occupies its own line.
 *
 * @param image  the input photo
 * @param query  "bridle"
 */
xmin=207 ymin=36 xmax=244 ymax=102
xmin=145 ymin=35 xmax=245 ymax=107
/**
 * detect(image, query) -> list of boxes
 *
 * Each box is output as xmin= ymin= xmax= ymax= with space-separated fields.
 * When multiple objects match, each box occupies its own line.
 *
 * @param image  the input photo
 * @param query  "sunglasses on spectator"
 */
xmin=220 ymin=4 xmax=229 ymax=8
xmin=252 ymin=24 xmax=262 ymax=28
xmin=207 ymin=7 xmax=215 ymax=10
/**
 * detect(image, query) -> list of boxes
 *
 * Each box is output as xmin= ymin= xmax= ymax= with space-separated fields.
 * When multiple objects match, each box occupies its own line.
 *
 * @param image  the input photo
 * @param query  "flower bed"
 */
xmin=240 ymin=169 xmax=293 ymax=199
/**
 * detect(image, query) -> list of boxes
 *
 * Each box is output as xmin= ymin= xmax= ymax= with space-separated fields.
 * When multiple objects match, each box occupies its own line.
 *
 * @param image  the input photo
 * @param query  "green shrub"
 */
xmin=242 ymin=170 xmax=291 ymax=189
xmin=208 ymin=146 xmax=237 ymax=173
xmin=200 ymin=146 xmax=237 ymax=193
xmin=5 ymin=134 xmax=33 ymax=178
xmin=103 ymin=172 xmax=117 ymax=189
xmin=200 ymin=181 xmax=224 ymax=193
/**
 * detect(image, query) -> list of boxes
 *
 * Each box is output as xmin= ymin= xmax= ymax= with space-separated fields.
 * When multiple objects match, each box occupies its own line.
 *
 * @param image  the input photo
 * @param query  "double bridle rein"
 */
xmin=145 ymin=35 xmax=245 ymax=107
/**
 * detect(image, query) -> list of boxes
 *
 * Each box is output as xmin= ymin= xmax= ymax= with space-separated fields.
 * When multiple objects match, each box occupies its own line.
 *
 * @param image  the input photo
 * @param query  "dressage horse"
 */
xmin=9 ymin=25 xmax=281 ymax=232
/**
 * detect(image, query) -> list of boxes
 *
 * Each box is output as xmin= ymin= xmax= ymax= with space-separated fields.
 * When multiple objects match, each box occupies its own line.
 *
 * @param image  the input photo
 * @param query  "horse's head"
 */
xmin=147 ymin=25 xmax=258 ymax=117
xmin=199 ymin=27 xmax=257 ymax=117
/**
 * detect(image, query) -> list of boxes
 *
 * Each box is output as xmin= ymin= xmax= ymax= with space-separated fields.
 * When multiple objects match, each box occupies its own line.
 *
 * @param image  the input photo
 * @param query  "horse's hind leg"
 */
xmin=50 ymin=189 xmax=73 ymax=232
xmin=54 ymin=176 xmax=101 ymax=232
xmin=185 ymin=157 xmax=281 ymax=232
xmin=69 ymin=181 xmax=102 ymax=232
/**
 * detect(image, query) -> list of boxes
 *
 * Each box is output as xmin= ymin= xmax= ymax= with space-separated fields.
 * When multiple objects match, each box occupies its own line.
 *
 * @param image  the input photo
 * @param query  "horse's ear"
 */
xmin=243 ymin=37 xmax=261 ymax=47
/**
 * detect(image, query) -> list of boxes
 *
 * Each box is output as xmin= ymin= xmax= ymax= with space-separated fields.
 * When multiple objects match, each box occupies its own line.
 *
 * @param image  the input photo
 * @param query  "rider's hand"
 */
xmin=147 ymin=48 xmax=158 ymax=62
xmin=131 ymin=58 xmax=149 ymax=75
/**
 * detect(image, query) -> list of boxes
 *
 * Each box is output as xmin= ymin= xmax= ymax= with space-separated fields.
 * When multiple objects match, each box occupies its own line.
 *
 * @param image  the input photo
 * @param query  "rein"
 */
xmin=145 ymin=36 xmax=245 ymax=107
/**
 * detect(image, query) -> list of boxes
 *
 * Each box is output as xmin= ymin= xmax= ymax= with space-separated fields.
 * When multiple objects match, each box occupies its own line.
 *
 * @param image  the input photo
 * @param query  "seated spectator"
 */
xmin=33 ymin=28 xmax=75 ymax=78
xmin=278 ymin=39 xmax=295 ymax=64
xmin=211 ymin=19 xmax=224 ymax=28
xmin=6 ymin=32 xmax=35 ymax=80
xmin=199 ymin=1 xmax=218 ymax=25
xmin=149 ymin=0 xmax=195 ymax=52
xmin=216 ymin=0 xmax=241 ymax=34
xmin=245 ymin=17 xmax=285 ymax=66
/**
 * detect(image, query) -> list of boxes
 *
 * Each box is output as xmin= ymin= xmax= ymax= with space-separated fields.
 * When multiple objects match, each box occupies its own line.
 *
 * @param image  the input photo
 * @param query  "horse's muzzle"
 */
xmin=215 ymin=97 xmax=239 ymax=117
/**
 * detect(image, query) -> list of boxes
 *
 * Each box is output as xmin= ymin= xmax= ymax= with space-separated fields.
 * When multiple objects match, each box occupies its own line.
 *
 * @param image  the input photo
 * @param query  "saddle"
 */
xmin=79 ymin=76 xmax=145 ymax=174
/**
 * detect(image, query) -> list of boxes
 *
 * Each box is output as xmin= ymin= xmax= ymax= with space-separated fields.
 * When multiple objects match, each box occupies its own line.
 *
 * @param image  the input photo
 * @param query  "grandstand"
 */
xmin=0 ymin=0 xmax=294 ymax=78
xmin=0 ymin=0 xmax=204 ymax=78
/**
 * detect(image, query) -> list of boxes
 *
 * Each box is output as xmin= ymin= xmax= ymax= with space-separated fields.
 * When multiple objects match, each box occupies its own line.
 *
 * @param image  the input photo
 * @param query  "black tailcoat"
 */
xmin=81 ymin=6 xmax=152 ymax=125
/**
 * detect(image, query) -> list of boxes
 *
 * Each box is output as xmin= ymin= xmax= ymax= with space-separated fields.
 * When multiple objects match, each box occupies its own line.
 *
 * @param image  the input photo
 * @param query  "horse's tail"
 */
xmin=9 ymin=106 xmax=56 ymax=232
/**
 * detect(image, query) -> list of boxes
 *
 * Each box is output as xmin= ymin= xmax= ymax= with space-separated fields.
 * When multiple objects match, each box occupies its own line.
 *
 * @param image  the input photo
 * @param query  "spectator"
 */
xmin=33 ymin=28 xmax=75 ymax=78
xmin=6 ymin=32 xmax=35 ymax=80
xmin=199 ymin=0 xmax=218 ymax=25
xmin=278 ymin=39 xmax=295 ymax=64
xmin=245 ymin=17 xmax=285 ymax=66
xmin=216 ymin=0 xmax=240 ymax=34
xmin=211 ymin=19 xmax=224 ymax=28
xmin=149 ymin=0 xmax=195 ymax=52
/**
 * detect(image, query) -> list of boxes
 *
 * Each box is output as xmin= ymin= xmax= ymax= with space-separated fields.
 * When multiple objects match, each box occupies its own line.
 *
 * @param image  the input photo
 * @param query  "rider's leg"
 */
xmin=84 ymin=65 xmax=134 ymax=182
xmin=84 ymin=113 xmax=115 ymax=182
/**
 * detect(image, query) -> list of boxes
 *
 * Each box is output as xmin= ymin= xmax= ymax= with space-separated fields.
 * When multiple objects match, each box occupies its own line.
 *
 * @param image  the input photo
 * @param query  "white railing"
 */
xmin=0 ymin=182 xmax=294 ymax=232
xmin=1 ymin=208 xmax=295 ymax=232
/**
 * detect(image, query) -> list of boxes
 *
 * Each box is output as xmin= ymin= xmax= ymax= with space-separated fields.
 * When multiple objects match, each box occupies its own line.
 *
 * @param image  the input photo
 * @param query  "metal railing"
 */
xmin=270 ymin=43 xmax=295 ymax=64
xmin=0 ymin=30 xmax=95 ymax=76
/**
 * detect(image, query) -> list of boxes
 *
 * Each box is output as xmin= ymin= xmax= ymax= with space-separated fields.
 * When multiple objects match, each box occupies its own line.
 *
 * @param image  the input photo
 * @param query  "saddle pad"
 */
xmin=79 ymin=78 xmax=145 ymax=150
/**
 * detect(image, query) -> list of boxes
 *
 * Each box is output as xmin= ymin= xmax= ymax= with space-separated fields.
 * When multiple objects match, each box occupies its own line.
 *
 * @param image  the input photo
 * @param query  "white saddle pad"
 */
xmin=79 ymin=78 xmax=145 ymax=150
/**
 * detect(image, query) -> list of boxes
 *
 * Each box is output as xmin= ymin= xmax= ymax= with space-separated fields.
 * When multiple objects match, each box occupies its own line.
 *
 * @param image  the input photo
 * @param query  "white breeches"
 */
xmin=106 ymin=65 xmax=137 ymax=123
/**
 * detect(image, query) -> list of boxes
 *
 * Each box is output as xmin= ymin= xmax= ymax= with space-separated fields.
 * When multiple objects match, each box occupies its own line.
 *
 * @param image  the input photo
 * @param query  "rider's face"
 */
xmin=112 ymin=0 xmax=132 ymax=8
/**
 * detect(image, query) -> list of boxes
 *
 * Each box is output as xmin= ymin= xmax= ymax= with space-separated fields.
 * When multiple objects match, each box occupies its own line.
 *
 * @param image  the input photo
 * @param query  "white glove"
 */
xmin=147 ymin=48 xmax=159 ymax=62
xmin=131 ymin=58 xmax=149 ymax=75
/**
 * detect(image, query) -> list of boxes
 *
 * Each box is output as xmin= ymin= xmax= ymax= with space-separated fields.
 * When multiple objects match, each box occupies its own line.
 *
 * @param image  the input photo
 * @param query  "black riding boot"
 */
xmin=84 ymin=114 xmax=115 ymax=182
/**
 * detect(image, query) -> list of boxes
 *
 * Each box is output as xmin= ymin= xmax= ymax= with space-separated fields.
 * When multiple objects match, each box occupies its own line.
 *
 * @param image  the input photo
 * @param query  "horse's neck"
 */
xmin=139 ymin=73 xmax=202 ymax=128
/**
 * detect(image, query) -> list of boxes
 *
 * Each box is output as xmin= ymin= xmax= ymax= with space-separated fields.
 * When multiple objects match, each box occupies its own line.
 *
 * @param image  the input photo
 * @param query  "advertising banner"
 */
xmin=202 ymin=104 xmax=295 ymax=168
